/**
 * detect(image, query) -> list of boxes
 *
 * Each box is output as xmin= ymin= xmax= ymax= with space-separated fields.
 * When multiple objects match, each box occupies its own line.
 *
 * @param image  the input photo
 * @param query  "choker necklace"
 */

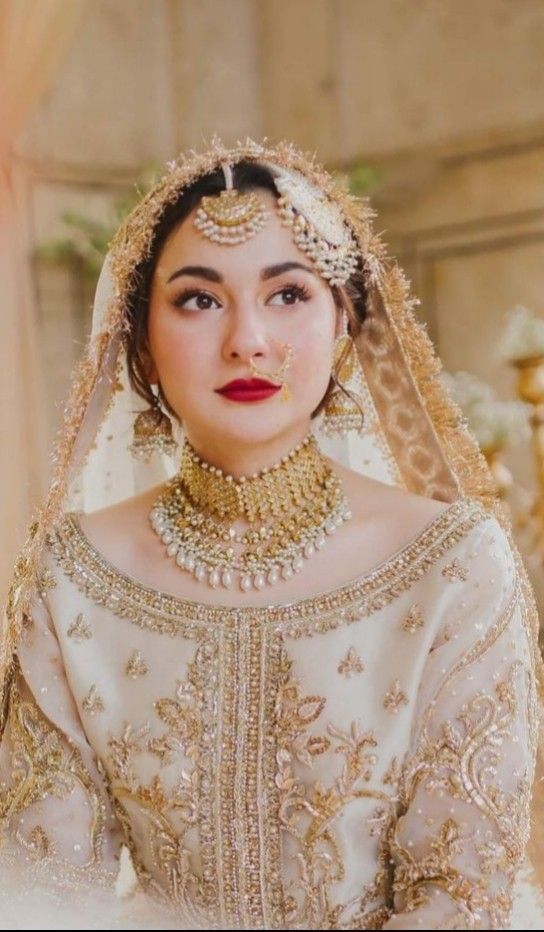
xmin=149 ymin=433 xmax=352 ymax=593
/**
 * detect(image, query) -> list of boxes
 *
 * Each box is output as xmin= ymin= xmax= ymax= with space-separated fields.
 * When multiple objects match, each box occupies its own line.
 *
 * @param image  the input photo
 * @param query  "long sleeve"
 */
xmin=0 ymin=571 xmax=127 ymax=928
xmin=383 ymin=517 xmax=539 ymax=930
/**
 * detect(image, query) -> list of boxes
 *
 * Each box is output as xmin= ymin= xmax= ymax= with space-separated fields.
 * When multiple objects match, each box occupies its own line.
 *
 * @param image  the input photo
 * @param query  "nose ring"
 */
xmin=249 ymin=339 xmax=294 ymax=402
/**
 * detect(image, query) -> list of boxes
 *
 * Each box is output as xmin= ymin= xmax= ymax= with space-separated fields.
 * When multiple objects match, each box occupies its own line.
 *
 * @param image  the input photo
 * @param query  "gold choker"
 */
xmin=149 ymin=434 xmax=352 ymax=593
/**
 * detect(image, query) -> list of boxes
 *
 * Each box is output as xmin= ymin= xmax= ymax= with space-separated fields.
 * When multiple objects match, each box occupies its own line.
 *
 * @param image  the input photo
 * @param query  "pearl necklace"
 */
xmin=149 ymin=433 xmax=352 ymax=593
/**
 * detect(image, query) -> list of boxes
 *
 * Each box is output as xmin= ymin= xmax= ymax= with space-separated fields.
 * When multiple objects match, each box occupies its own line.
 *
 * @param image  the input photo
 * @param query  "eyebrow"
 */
xmin=165 ymin=261 xmax=316 ymax=285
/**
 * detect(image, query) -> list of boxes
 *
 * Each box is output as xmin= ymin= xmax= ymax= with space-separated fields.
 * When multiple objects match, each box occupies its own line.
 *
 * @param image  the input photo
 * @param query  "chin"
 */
xmin=186 ymin=410 xmax=309 ymax=449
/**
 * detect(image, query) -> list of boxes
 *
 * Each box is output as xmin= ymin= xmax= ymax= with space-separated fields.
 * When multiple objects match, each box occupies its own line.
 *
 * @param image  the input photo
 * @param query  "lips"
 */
xmin=215 ymin=377 xmax=281 ymax=403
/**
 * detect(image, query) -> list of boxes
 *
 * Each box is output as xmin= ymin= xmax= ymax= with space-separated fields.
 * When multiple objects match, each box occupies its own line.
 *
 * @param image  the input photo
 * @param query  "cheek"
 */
xmin=148 ymin=309 xmax=210 ymax=383
xmin=291 ymin=308 xmax=335 ymax=382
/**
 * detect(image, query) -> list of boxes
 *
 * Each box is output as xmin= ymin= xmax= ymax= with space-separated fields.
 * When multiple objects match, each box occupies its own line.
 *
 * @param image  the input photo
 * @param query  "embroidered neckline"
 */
xmin=46 ymin=497 xmax=487 ymax=637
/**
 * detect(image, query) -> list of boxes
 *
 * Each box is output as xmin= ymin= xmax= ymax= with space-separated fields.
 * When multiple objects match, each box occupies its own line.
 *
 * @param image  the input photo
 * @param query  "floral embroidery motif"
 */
xmin=82 ymin=685 xmax=105 ymax=715
xmin=125 ymin=649 xmax=148 ymax=679
xmin=337 ymin=646 xmax=364 ymax=677
xmin=0 ymin=657 xmax=112 ymax=877
xmin=36 ymin=567 xmax=57 ymax=595
xmin=441 ymin=557 xmax=469 ymax=582
xmin=107 ymin=723 xmax=150 ymax=790
xmin=67 ymin=612 xmax=92 ymax=642
xmin=383 ymin=680 xmax=409 ymax=714
xmin=273 ymin=649 xmax=398 ymax=928
xmin=401 ymin=603 xmax=424 ymax=634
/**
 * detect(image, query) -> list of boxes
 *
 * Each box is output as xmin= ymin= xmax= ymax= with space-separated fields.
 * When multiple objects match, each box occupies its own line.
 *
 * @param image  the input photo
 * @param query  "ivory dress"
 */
xmin=0 ymin=495 xmax=539 ymax=930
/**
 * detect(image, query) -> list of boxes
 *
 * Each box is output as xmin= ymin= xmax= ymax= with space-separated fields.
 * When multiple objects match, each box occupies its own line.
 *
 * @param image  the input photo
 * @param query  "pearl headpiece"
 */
xmin=192 ymin=159 xmax=359 ymax=286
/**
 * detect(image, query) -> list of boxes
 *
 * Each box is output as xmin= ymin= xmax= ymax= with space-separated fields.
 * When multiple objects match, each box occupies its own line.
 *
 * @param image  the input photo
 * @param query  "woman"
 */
xmin=1 ymin=136 xmax=543 ymax=930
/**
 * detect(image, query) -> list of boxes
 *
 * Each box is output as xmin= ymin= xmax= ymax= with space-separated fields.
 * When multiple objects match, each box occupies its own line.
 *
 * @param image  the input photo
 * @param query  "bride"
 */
xmin=1 ymin=136 xmax=544 ymax=930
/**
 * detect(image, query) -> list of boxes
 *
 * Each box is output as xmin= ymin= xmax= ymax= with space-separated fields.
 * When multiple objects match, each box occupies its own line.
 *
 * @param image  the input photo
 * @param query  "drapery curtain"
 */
xmin=0 ymin=0 xmax=83 ymax=603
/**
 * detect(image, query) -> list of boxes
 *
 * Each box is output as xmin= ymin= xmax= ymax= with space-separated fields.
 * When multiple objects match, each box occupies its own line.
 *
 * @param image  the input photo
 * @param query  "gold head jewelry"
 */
xmin=192 ymin=157 xmax=358 ymax=286
xmin=263 ymin=161 xmax=359 ymax=286
xmin=249 ymin=340 xmax=294 ymax=402
xmin=193 ymin=161 xmax=270 ymax=245
xmin=149 ymin=433 xmax=352 ymax=593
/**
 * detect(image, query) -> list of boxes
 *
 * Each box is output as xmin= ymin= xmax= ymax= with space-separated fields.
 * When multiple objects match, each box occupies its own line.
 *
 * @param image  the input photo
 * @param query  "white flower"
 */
xmin=497 ymin=304 xmax=544 ymax=361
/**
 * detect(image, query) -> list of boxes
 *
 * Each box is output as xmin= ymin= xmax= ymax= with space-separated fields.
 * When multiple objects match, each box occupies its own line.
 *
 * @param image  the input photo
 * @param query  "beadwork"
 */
xmin=148 ymin=433 xmax=352 ymax=593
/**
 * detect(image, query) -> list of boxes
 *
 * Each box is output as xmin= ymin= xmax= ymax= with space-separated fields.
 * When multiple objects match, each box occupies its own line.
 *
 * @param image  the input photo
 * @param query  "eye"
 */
xmin=172 ymin=288 xmax=221 ymax=312
xmin=268 ymin=284 xmax=311 ymax=306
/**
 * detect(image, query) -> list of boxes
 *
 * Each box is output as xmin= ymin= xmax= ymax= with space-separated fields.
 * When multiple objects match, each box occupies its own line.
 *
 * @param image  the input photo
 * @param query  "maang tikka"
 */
xmin=321 ymin=307 xmax=365 ymax=437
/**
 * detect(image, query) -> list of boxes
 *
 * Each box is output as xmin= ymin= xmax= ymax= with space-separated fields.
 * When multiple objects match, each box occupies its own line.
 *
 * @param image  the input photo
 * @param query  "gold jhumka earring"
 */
xmin=129 ymin=391 xmax=177 ymax=461
xmin=321 ymin=308 xmax=365 ymax=437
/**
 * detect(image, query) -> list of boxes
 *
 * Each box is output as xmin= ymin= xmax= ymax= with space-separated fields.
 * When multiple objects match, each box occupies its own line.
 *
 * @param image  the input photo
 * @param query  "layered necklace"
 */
xmin=149 ymin=433 xmax=352 ymax=593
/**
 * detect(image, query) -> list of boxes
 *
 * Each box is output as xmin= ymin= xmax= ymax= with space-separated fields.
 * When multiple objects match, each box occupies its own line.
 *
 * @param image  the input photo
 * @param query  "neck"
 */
xmin=181 ymin=423 xmax=314 ymax=479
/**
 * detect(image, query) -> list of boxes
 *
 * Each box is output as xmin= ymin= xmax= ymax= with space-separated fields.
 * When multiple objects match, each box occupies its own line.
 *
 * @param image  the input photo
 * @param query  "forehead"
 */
xmin=155 ymin=188 xmax=311 ymax=280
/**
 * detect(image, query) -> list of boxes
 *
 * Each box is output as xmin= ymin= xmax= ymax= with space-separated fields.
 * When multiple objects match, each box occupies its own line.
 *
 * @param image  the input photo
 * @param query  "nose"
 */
xmin=221 ymin=303 xmax=269 ymax=364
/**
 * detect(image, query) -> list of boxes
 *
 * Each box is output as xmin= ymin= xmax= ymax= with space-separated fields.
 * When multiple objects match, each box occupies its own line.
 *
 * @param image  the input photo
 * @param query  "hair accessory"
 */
xmin=249 ymin=340 xmax=294 ymax=402
xmin=193 ymin=162 xmax=270 ymax=245
xmin=263 ymin=162 xmax=359 ymax=286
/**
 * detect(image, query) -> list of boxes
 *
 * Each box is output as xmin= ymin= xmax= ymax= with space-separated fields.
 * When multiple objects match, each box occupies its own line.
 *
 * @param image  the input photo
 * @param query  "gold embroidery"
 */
xmin=36 ymin=567 xmax=57 ymax=595
xmin=337 ymin=646 xmax=364 ymax=677
xmin=383 ymin=680 xmax=409 ymax=714
xmin=389 ymin=589 xmax=534 ymax=929
xmin=441 ymin=558 xmax=469 ymax=582
xmin=0 ymin=658 xmax=115 ymax=889
xmin=46 ymin=498 xmax=486 ymax=641
xmin=125 ymin=649 xmax=148 ymax=679
xmin=67 ymin=611 xmax=92 ymax=642
xmin=82 ymin=685 xmax=105 ymax=715
xmin=401 ymin=603 xmax=424 ymax=634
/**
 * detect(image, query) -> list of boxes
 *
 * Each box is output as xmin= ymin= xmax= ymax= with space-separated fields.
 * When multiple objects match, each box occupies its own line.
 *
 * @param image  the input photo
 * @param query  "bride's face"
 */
xmin=146 ymin=188 xmax=339 ymax=451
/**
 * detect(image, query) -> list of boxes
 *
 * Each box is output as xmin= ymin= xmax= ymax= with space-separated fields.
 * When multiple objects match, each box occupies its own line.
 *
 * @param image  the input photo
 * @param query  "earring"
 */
xmin=321 ymin=309 xmax=365 ymax=437
xmin=129 ymin=391 xmax=177 ymax=461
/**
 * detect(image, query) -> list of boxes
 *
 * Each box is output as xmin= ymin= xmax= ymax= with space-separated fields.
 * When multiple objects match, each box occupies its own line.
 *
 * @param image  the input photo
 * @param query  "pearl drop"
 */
xmin=268 ymin=567 xmax=279 ymax=584
xmin=209 ymin=569 xmax=220 ymax=588
xmin=175 ymin=550 xmax=186 ymax=567
xmin=292 ymin=556 xmax=303 ymax=573
xmin=281 ymin=565 xmax=293 ymax=580
xmin=254 ymin=573 xmax=266 ymax=590
xmin=304 ymin=542 xmax=315 ymax=558
xmin=315 ymin=534 xmax=326 ymax=549
xmin=185 ymin=556 xmax=195 ymax=572
xmin=194 ymin=564 xmax=207 ymax=582
xmin=166 ymin=542 xmax=179 ymax=557
xmin=240 ymin=574 xmax=252 ymax=591
xmin=162 ymin=531 xmax=174 ymax=544
xmin=221 ymin=570 xmax=233 ymax=588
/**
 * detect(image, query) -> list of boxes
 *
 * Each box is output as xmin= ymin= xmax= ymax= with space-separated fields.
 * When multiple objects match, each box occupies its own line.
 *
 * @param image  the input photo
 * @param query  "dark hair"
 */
xmin=123 ymin=159 xmax=368 ymax=420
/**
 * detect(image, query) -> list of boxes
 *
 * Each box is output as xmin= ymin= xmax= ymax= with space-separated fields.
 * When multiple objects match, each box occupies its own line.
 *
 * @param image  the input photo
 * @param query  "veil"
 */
xmin=3 ymin=134 xmax=544 ymax=914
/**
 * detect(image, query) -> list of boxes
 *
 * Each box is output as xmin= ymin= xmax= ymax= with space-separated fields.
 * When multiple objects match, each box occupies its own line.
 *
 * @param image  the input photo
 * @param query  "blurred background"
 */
xmin=3 ymin=0 xmax=544 ymax=614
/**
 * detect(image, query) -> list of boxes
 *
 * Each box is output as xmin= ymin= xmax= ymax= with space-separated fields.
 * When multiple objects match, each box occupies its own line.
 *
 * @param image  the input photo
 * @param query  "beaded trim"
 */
xmin=46 ymin=497 xmax=487 ymax=640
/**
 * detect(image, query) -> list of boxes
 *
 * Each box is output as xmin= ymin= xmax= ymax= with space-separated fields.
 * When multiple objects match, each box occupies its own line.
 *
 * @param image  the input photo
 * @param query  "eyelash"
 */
xmin=171 ymin=283 xmax=312 ymax=312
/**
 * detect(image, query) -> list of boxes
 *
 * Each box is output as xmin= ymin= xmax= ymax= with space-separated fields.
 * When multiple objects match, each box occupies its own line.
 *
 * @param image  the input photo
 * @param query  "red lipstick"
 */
xmin=215 ymin=377 xmax=281 ymax=403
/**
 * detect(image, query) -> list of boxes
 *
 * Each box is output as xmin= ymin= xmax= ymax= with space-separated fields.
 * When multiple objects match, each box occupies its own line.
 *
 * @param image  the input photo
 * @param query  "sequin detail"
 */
xmin=337 ymin=646 xmax=364 ymax=677
xmin=45 ymin=498 xmax=486 ymax=640
xmin=67 ymin=612 xmax=92 ymax=642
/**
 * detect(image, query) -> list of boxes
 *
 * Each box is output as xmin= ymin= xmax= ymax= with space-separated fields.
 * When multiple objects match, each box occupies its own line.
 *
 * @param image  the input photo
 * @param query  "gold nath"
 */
xmin=149 ymin=433 xmax=352 ymax=592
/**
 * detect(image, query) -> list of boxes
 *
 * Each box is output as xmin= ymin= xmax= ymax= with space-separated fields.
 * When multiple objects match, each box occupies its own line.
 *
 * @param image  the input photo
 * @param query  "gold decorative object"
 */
xmin=513 ymin=354 xmax=544 ymax=560
xmin=481 ymin=442 xmax=513 ymax=500
xmin=148 ymin=433 xmax=352 ymax=593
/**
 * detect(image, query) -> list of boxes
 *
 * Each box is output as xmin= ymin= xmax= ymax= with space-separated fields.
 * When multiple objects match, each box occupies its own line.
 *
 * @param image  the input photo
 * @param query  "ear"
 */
xmin=141 ymin=345 xmax=159 ymax=385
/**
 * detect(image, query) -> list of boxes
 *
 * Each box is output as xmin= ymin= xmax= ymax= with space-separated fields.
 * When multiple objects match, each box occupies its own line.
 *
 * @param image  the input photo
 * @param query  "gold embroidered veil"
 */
xmin=3 ymin=135 xmax=544 ymax=909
